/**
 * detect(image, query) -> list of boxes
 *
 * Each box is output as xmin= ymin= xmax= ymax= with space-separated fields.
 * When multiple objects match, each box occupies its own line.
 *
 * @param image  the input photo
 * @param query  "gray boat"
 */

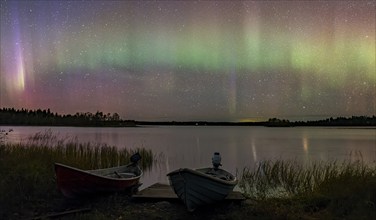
xmin=167 ymin=152 xmax=238 ymax=211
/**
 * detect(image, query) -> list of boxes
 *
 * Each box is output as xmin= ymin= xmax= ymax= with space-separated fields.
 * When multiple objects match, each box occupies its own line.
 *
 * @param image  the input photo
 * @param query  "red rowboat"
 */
xmin=55 ymin=154 xmax=143 ymax=198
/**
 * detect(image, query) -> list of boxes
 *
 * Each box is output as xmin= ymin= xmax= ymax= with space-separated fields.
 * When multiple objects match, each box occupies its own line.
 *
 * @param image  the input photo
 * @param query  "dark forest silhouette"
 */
xmin=266 ymin=117 xmax=376 ymax=127
xmin=0 ymin=108 xmax=375 ymax=127
xmin=0 ymin=108 xmax=135 ymax=127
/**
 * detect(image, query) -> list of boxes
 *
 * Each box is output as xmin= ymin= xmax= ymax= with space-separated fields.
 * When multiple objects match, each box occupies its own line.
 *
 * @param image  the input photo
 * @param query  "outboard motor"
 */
xmin=212 ymin=152 xmax=222 ymax=170
xmin=130 ymin=152 xmax=142 ymax=164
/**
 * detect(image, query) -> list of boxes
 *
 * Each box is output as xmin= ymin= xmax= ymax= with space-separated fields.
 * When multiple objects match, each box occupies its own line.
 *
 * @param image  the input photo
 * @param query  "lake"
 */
xmin=2 ymin=126 xmax=376 ymax=189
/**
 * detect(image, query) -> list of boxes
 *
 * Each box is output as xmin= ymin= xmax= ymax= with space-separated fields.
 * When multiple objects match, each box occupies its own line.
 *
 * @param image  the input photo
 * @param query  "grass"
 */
xmin=0 ymin=130 xmax=154 ymax=219
xmin=239 ymin=159 xmax=376 ymax=219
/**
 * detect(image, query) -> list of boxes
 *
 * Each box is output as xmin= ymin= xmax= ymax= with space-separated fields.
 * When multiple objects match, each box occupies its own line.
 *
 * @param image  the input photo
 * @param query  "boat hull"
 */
xmin=167 ymin=168 xmax=237 ymax=211
xmin=55 ymin=163 xmax=142 ymax=198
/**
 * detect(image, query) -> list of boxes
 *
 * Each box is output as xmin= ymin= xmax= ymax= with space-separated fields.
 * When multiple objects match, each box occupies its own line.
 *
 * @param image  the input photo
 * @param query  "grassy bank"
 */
xmin=0 ymin=131 xmax=154 ymax=219
xmin=239 ymin=159 xmax=376 ymax=219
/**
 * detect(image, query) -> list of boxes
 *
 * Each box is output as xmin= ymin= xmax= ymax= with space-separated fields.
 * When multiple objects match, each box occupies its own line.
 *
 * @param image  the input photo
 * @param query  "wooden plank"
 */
xmin=32 ymin=208 xmax=91 ymax=219
xmin=132 ymin=183 xmax=246 ymax=200
xmin=133 ymin=183 xmax=177 ymax=199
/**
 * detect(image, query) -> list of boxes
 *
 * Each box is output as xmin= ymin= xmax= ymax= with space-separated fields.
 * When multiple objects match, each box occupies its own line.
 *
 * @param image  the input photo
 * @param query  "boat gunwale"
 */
xmin=54 ymin=163 xmax=143 ymax=181
xmin=167 ymin=167 xmax=238 ymax=186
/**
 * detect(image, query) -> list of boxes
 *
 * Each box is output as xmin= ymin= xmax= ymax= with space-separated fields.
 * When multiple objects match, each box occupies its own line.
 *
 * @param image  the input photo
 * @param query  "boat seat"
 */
xmin=115 ymin=172 xmax=136 ymax=178
xmin=205 ymin=170 xmax=231 ymax=181
xmin=218 ymin=175 xmax=231 ymax=181
xmin=106 ymin=172 xmax=136 ymax=178
xmin=122 ymin=172 xmax=136 ymax=178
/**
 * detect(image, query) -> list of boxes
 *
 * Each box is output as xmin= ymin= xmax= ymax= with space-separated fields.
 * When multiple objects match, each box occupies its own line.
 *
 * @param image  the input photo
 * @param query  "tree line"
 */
xmin=0 ymin=108 xmax=136 ymax=127
xmin=291 ymin=116 xmax=376 ymax=126
xmin=0 ymin=108 xmax=375 ymax=126
xmin=266 ymin=116 xmax=376 ymax=127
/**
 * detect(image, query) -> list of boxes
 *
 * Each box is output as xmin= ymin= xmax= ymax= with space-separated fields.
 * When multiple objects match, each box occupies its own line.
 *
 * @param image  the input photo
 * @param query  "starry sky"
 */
xmin=1 ymin=1 xmax=375 ymax=121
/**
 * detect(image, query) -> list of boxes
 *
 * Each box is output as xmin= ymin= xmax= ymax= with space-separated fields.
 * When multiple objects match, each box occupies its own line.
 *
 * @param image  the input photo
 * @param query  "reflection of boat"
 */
xmin=55 ymin=153 xmax=142 ymax=198
xmin=167 ymin=152 xmax=238 ymax=211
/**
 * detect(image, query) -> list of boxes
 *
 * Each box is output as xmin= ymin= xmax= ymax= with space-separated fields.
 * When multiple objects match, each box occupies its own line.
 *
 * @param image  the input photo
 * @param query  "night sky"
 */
xmin=1 ymin=1 xmax=375 ymax=121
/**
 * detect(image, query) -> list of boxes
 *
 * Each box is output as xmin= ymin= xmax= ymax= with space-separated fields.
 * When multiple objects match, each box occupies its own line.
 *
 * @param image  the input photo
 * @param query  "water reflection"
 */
xmin=251 ymin=138 xmax=257 ymax=162
xmin=302 ymin=136 xmax=309 ymax=154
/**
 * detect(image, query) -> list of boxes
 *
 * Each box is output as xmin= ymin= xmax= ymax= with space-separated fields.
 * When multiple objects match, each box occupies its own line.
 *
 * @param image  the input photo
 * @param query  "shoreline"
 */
xmin=1 ymin=142 xmax=375 ymax=219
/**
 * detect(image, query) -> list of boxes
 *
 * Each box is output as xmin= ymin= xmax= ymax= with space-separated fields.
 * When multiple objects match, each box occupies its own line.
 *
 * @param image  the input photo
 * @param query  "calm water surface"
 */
xmin=2 ymin=126 xmax=376 ymax=188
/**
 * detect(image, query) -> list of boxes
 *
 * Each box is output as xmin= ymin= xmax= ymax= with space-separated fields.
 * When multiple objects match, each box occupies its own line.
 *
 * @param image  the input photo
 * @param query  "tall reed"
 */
xmin=239 ymin=159 xmax=376 ymax=199
xmin=0 ymin=130 xmax=155 ymax=219
xmin=239 ymin=159 xmax=376 ymax=218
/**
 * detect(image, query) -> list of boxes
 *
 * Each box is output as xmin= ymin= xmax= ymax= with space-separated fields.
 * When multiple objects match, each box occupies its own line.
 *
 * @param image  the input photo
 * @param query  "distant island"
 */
xmin=0 ymin=108 xmax=375 ymax=127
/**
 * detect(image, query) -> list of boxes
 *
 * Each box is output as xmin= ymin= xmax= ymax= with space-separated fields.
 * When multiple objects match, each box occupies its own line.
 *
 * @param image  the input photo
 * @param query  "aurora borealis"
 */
xmin=1 ymin=1 xmax=375 ymax=121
